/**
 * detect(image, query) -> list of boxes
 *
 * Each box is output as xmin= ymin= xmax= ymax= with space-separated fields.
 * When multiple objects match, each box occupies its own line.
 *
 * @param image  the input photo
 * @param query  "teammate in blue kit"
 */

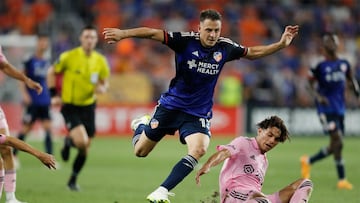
xmin=14 ymin=34 xmax=53 ymax=158
xmin=301 ymin=32 xmax=359 ymax=190
xmin=103 ymin=9 xmax=299 ymax=202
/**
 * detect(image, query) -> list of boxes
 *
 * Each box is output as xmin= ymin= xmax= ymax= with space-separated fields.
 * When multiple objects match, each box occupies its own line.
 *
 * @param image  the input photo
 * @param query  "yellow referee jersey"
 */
xmin=54 ymin=47 xmax=110 ymax=106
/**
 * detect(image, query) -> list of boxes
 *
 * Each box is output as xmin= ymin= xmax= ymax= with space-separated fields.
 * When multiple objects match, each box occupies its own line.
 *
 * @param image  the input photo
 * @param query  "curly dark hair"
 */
xmin=256 ymin=115 xmax=290 ymax=142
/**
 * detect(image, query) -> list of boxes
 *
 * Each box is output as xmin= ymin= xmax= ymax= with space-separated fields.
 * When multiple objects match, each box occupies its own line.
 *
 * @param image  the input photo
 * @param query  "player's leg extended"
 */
xmin=133 ymin=132 xmax=158 ymax=157
xmin=42 ymin=119 xmax=53 ymax=155
xmin=161 ymin=132 xmax=209 ymax=189
xmin=301 ymin=114 xmax=333 ymax=179
xmin=273 ymin=178 xmax=313 ymax=203
xmin=67 ymin=125 xmax=89 ymax=191
xmin=330 ymin=129 xmax=353 ymax=189
xmin=131 ymin=114 xmax=159 ymax=157
xmin=147 ymin=133 xmax=210 ymax=202
xmin=311 ymin=118 xmax=335 ymax=163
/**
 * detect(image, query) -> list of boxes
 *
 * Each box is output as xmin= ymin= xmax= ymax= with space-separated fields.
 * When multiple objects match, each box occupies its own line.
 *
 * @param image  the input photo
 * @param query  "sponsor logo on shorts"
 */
xmin=150 ymin=118 xmax=159 ymax=129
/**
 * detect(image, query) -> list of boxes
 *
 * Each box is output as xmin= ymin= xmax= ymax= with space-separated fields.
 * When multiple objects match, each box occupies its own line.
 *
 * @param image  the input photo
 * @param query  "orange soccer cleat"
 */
xmin=300 ymin=155 xmax=311 ymax=179
xmin=337 ymin=179 xmax=353 ymax=190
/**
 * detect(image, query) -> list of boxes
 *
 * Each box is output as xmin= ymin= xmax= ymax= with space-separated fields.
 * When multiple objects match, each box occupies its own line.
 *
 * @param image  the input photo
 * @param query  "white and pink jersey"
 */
xmin=0 ymin=45 xmax=8 ymax=63
xmin=217 ymin=136 xmax=268 ymax=201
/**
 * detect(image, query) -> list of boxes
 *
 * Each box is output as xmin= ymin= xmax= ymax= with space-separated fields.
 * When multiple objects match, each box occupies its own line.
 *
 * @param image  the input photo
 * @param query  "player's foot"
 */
xmin=5 ymin=198 xmax=27 ymax=203
xmin=131 ymin=115 xmax=151 ymax=131
xmin=60 ymin=136 xmax=71 ymax=162
xmin=300 ymin=155 xmax=311 ymax=179
xmin=146 ymin=187 xmax=175 ymax=203
xmin=337 ymin=179 xmax=353 ymax=190
xmin=67 ymin=181 xmax=81 ymax=191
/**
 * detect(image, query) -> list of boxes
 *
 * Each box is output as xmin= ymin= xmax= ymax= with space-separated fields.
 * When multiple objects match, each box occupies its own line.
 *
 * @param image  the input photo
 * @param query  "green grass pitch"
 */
xmin=9 ymin=136 xmax=360 ymax=203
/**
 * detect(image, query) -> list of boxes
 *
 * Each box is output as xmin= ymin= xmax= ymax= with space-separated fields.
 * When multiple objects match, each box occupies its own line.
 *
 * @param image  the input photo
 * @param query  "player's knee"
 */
xmin=190 ymin=147 xmax=207 ymax=159
xmin=75 ymin=141 xmax=88 ymax=150
xmin=134 ymin=148 xmax=149 ymax=157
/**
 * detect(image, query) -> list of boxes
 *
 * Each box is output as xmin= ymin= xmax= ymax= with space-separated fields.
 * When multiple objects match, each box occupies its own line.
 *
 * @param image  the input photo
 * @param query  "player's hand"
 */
xmin=316 ymin=95 xmax=329 ymax=105
xmin=280 ymin=25 xmax=299 ymax=47
xmin=37 ymin=152 xmax=56 ymax=170
xmin=195 ymin=166 xmax=210 ymax=186
xmin=103 ymin=28 xmax=124 ymax=44
xmin=25 ymin=78 xmax=43 ymax=95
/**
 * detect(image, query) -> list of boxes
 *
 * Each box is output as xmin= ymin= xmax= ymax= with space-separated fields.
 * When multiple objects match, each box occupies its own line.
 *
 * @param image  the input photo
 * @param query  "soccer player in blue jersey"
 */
xmin=13 ymin=34 xmax=54 ymax=159
xmin=103 ymin=9 xmax=299 ymax=202
xmin=300 ymin=32 xmax=359 ymax=190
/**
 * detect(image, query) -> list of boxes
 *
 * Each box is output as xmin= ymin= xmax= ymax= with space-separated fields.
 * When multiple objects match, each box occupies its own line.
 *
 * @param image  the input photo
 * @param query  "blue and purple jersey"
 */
xmin=23 ymin=56 xmax=51 ymax=106
xmin=310 ymin=59 xmax=350 ymax=115
xmin=160 ymin=31 xmax=247 ymax=118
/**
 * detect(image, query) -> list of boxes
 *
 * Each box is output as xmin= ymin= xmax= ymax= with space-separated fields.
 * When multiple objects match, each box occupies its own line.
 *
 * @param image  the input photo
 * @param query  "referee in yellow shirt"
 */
xmin=48 ymin=25 xmax=110 ymax=191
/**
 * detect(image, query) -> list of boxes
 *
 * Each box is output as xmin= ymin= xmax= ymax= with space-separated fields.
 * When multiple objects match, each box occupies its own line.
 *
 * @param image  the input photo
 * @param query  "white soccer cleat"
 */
xmin=131 ymin=115 xmax=151 ymax=131
xmin=146 ymin=187 xmax=175 ymax=203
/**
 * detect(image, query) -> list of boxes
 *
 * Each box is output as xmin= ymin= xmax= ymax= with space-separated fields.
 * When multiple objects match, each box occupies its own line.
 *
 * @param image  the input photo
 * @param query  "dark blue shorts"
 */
xmin=23 ymin=105 xmax=51 ymax=124
xmin=319 ymin=113 xmax=344 ymax=134
xmin=144 ymin=105 xmax=211 ymax=144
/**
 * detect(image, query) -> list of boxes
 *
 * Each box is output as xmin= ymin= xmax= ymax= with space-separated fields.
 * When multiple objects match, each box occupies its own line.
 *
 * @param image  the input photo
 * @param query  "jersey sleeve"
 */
xmin=163 ymin=31 xmax=191 ymax=52
xmin=217 ymin=136 xmax=246 ymax=157
xmin=220 ymin=38 xmax=248 ymax=62
xmin=343 ymin=60 xmax=351 ymax=77
xmin=99 ymin=55 xmax=110 ymax=80
xmin=53 ymin=52 xmax=68 ymax=73
xmin=308 ymin=63 xmax=320 ymax=80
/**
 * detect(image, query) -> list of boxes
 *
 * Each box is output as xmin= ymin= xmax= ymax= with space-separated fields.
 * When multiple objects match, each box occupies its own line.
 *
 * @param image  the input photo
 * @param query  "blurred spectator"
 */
xmin=1 ymin=0 xmax=360 ymax=107
xmin=237 ymin=4 xmax=269 ymax=46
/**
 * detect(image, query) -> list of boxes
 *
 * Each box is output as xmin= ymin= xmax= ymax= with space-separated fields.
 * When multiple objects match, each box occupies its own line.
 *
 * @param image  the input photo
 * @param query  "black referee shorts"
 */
xmin=60 ymin=103 xmax=96 ymax=137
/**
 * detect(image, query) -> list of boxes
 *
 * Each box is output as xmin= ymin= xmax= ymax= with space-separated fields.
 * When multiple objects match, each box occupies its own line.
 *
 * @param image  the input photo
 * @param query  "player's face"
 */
xmin=37 ymin=37 xmax=49 ymax=53
xmin=323 ymin=35 xmax=338 ymax=53
xmin=256 ymin=126 xmax=281 ymax=154
xmin=199 ymin=19 xmax=221 ymax=48
xmin=80 ymin=29 xmax=98 ymax=52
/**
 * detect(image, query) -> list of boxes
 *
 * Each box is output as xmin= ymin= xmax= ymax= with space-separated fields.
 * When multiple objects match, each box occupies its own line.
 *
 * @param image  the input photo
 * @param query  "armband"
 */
xmin=49 ymin=87 xmax=57 ymax=97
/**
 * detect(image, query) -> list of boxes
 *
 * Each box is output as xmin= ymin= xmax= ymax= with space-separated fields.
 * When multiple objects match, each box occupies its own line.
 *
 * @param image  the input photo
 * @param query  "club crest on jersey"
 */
xmin=213 ymin=52 xmax=222 ymax=62
xmin=150 ymin=118 xmax=159 ymax=129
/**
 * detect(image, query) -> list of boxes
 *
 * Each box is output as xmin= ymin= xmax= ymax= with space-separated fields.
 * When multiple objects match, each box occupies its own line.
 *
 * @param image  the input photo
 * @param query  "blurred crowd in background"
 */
xmin=0 ymin=0 xmax=360 ymax=108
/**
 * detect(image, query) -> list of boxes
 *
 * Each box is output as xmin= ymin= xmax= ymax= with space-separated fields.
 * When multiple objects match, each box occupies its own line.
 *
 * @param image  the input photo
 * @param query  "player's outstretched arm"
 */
xmin=0 ymin=135 xmax=56 ymax=169
xmin=103 ymin=27 xmax=164 ymax=44
xmin=195 ymin=149 xmax=231 ymax=186
xmin=245 ymin=25 xmax=299 ymax=60
xmin=346 ymin=68 xmax=360 ymax=100
xmin=0 ymin=60 xmax=43 ymax=94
